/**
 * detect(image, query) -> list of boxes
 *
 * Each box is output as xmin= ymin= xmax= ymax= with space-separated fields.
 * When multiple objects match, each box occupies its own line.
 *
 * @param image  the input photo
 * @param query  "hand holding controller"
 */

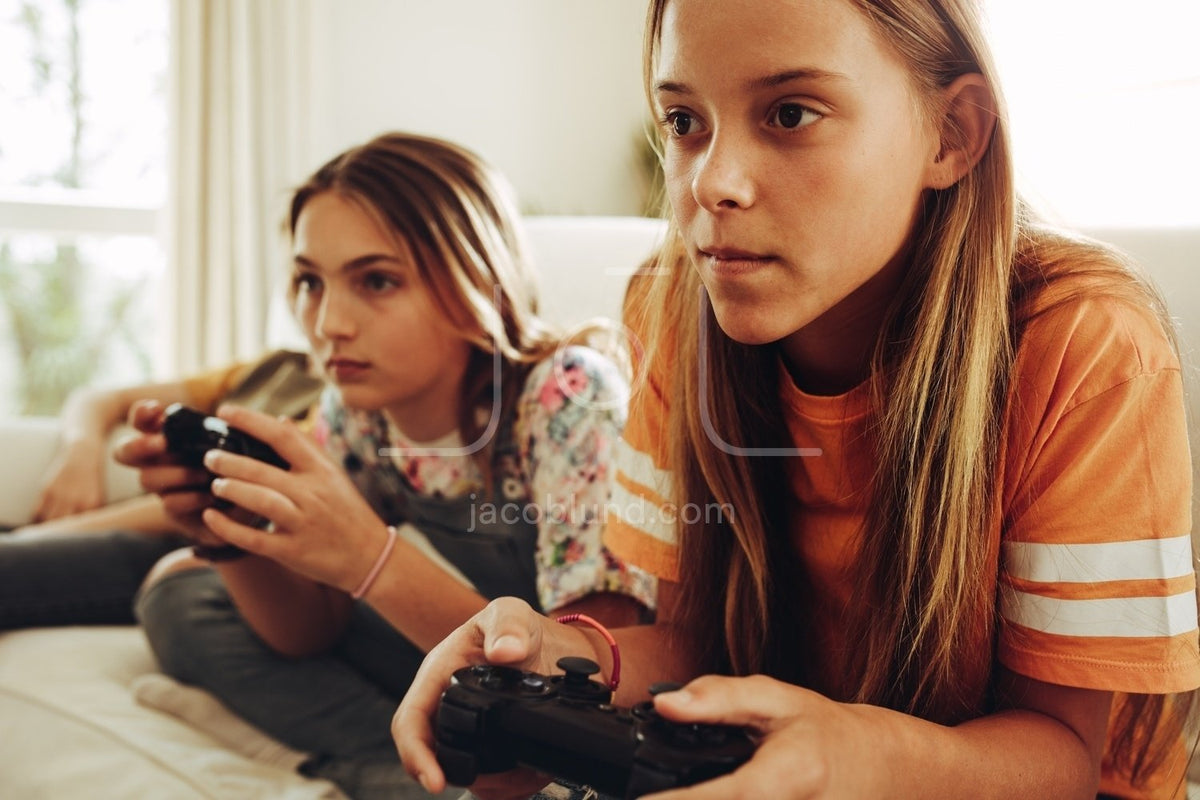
xmin=160 ymin=403 xmax=288 ymax=470
xmin=159 ymin=403 xmax=288 ymax=547
xmin=433 ymin=657 xmax=755 ymax=798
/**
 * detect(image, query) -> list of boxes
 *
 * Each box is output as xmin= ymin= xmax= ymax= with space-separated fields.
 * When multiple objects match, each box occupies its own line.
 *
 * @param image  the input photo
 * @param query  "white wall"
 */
xmin=303 ymin=0 xmax=652 ymax=216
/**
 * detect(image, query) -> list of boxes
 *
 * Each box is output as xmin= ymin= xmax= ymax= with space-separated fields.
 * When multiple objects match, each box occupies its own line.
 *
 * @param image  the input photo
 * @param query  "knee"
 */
xmin=141 ymin=547 xmax=208 ymax=594
xmin=134 ymin=565 xmax=224 ymax=682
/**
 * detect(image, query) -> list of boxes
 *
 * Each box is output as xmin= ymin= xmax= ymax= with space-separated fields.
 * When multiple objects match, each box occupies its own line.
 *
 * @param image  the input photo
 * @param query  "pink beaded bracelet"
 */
xmin=351 ymin=525 xmax=398 ymax=600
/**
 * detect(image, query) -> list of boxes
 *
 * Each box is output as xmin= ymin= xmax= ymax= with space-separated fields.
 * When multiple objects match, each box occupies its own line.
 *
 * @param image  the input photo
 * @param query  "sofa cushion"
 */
xmin=0 ymin=626 xmax=346 ymax=799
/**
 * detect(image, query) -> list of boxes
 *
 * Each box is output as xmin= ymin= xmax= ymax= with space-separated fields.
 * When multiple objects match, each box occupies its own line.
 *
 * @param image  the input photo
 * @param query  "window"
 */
xmin=0 ymin=0 xmax=167 ymax=415
xmin=985 ymin=1 xmax=1200 ymax=229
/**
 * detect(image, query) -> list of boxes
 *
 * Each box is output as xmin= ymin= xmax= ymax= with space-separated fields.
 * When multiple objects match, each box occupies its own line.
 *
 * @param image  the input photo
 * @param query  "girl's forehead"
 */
xmin=655 ymin=0 xmax=879 ymax=79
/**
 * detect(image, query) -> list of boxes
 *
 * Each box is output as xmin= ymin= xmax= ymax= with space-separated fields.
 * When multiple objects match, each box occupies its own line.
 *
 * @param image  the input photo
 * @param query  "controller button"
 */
xmin=469 ymin=664 xmax=491 ymax=677
xmin=597 ymin=703 xmax=616 ymax=713
xmin=631 ymin=700 xmax=656 ymax=720
xmin=520 ymin=675 xmax=547 ymax=692
xmin=648 ymin=681 xmax=684 ymax=696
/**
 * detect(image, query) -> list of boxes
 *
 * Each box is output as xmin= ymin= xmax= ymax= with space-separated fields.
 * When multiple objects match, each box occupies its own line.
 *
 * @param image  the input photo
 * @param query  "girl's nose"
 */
xmin=315 ymin=290 xmax=356 ymax=340
xmin=691 ymin=132 xmax=756 ymax=212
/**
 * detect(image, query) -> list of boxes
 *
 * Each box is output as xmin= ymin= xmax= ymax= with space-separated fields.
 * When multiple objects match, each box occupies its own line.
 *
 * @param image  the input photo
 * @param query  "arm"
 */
xmin=186 ymin=405 xmax=499 ymax=655
xmin=644 ymin=670 xmax=1110 ymax=800
xmin=15 ymin=493 xmax=178 ymax=538
xmin=33 ymin=381 xmax=192 ymax=521
xmin=396 ymin=584 xmax=1109 ymax=800
xmin=210 ymin=556 xmax=354 ymax=656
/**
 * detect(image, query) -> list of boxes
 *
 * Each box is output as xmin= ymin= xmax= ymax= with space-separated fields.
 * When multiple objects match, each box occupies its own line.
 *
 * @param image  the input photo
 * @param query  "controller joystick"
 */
xmin=434 ymin=660 xmax=754 ymax=798
xmin=555 ymin=657 xmax=611 ymax=704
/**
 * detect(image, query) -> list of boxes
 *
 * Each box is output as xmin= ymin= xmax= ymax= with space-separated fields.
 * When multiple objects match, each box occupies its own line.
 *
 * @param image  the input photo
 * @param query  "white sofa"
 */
xmin=1 ymin=218 xmax=1197 ymax=798
xmin=0 ymin=215 xmax=666 ymax=799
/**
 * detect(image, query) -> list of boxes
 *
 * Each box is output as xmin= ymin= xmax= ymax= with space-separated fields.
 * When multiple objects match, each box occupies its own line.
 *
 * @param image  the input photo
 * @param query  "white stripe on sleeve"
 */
xmin=1001 ymin=586 xmax=1199 ymax=638
xmin=1003 ymin=536 xmax=1193 ymax=584
xmin=609 ymin=479 xmax=677 ymax=545
xmin=615 ymin=438 xmax=674 ymax=500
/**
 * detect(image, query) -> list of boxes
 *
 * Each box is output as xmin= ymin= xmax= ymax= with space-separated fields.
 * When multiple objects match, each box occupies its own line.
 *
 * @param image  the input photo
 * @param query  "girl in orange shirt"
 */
xmin=394 ymin=2 xmax=1199 ymax=798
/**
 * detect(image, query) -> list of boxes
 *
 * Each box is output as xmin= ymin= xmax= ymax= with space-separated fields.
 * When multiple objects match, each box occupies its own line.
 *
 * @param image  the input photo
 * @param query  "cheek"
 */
xmin=818 ymin=140 xmax=925 ymax=245
xmin=292 ymin=296 xmax=319 ymax=336
xmin=663 ymin=152 xmax=696 ymax=212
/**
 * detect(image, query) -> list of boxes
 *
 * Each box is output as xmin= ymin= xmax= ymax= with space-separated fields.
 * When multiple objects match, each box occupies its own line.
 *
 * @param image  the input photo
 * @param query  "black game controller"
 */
xmin=160 ymin=403 xmax=288 ymax=470
xmin=434 ymin=658 xmax=755 ymax=798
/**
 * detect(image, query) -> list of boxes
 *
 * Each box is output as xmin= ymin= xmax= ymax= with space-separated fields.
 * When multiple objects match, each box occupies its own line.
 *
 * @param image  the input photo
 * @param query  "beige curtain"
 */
xmin=168 ymin=0 xmax=314 ymax=373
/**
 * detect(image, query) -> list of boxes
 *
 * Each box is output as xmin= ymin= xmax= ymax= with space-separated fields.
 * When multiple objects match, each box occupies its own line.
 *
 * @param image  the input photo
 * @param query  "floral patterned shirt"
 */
xmin=313 ymin=345 xmax=657 ymax=613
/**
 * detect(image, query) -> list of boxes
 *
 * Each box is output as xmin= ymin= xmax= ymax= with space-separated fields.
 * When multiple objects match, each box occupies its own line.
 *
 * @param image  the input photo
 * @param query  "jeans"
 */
xmin=135 ymin=567 xmax=461 ymax=800
xmin=0 ymin=529 xmax=188 ymax=629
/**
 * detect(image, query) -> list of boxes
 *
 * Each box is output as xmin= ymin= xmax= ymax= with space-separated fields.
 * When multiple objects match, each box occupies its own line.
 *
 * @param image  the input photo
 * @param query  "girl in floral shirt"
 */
xmin=117 ymin=132 xmax=653 ymax=800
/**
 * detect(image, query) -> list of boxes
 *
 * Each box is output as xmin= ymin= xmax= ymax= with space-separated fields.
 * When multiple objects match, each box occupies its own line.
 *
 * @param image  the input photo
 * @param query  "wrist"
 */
xmin=350 ymin=525 xmax=399 ymax=600
xmin=62 ymin=433 xmax=105 ymax=454
xmin=554 ymin=620 xmax=614 ymax=682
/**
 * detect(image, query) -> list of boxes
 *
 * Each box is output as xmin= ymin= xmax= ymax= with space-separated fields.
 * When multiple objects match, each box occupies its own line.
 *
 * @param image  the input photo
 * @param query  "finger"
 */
xmin=127 ymin=399 xmax=167 ymax=432
xmin=394 ymin=603 xmax=532 ymax=789
xmin=207 ymin=467 xmax=300 ymax=526
xmin=159 ymin=489 xmax=216 ymax=519
xmin=31 ymin=494 xmax=52 ymax=523
xmin=215 ymin=404 xmax=320 ymax=468
xmin=653 ymin=674 xmax=808 ymax=732
xmin=113 ymin=431 xmax=173 ymax=468
xmin=204 ymin=447 xmax=294 ymax=495
xmin=478 ymin=597 xmax=541 ymax=666
xmin=137 ymin=463 xmax=213 ymax=495
xmin=201 ymin=507 xmax=283 ymax=556
xmin=393 ymin=641 xmax=476 ymax=792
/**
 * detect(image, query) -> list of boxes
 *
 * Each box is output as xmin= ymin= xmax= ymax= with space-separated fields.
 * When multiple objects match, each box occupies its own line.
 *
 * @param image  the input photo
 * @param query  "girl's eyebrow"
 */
xmin=654 ymin=67 xmax=848 ymax=96
xmin=292 ymin=253 xmax=404 ymax=272
xmin=752 ymin=67 xmax=848 ymax=89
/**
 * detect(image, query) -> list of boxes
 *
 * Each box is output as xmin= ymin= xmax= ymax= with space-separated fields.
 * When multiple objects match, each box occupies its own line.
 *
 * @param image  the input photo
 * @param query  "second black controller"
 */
xmin=161 ymin=403 xmax=289 ymax=470
xmin=434 ymin=657 xmax=755 ymax=798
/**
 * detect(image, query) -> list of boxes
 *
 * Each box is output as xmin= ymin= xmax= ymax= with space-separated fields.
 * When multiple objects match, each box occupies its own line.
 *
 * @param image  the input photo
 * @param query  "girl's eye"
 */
xmin=663 ymin=110 xmax=698 ymax=137
xmin=769 ymin=102 xmax=820 ymax=130
xmin=292 ymin=273 xmax=321 ymax=293
xmin=362 ymin=272 xmax=401 ymax=292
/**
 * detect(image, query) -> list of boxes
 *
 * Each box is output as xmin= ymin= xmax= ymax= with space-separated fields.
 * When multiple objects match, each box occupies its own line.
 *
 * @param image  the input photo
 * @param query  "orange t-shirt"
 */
xmin=606 ymin=280 xmax=1200 ymax=798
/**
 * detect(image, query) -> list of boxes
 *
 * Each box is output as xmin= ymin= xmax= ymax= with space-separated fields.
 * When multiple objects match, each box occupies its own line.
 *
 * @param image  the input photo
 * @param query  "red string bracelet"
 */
xmin=554 ymin=613 xmax=620 ymax=691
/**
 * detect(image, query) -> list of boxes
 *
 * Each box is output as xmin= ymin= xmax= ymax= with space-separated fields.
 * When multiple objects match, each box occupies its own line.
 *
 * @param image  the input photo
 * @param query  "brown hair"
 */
xmin=288 ymin=132 xmax=560 ymax=476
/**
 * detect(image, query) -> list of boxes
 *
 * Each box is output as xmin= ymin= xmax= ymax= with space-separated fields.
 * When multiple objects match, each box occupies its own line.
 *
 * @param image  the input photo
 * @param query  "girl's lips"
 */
xmin=699 ymin=247 xmax=776 ymax=276
xmin=325 ymin=358 xmax=370 ymax=380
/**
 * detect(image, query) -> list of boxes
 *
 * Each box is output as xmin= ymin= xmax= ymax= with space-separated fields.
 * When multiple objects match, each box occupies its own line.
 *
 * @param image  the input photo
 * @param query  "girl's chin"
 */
xmin=331 ymin=385 xmax=385 ymax=413
xmin=709 ymin=308 xmax=795 ymax=347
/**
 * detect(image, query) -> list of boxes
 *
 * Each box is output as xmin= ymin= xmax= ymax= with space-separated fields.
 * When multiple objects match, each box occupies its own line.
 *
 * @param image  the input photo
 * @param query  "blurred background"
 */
xmin=0 ymin=0 xmax=1196 ymax=415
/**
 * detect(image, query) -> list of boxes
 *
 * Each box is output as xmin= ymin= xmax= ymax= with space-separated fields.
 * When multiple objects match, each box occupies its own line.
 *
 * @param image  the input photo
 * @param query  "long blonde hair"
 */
xmin=288 ymin=132 xmax=561 ymax=474
xmin=641 ymin=0 xmax=1191 ymax=785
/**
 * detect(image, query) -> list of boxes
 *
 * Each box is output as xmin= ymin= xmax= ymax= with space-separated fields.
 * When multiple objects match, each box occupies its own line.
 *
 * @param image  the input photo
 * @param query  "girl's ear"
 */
xmin=925 ymin=73 xmax=998 ymax=190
